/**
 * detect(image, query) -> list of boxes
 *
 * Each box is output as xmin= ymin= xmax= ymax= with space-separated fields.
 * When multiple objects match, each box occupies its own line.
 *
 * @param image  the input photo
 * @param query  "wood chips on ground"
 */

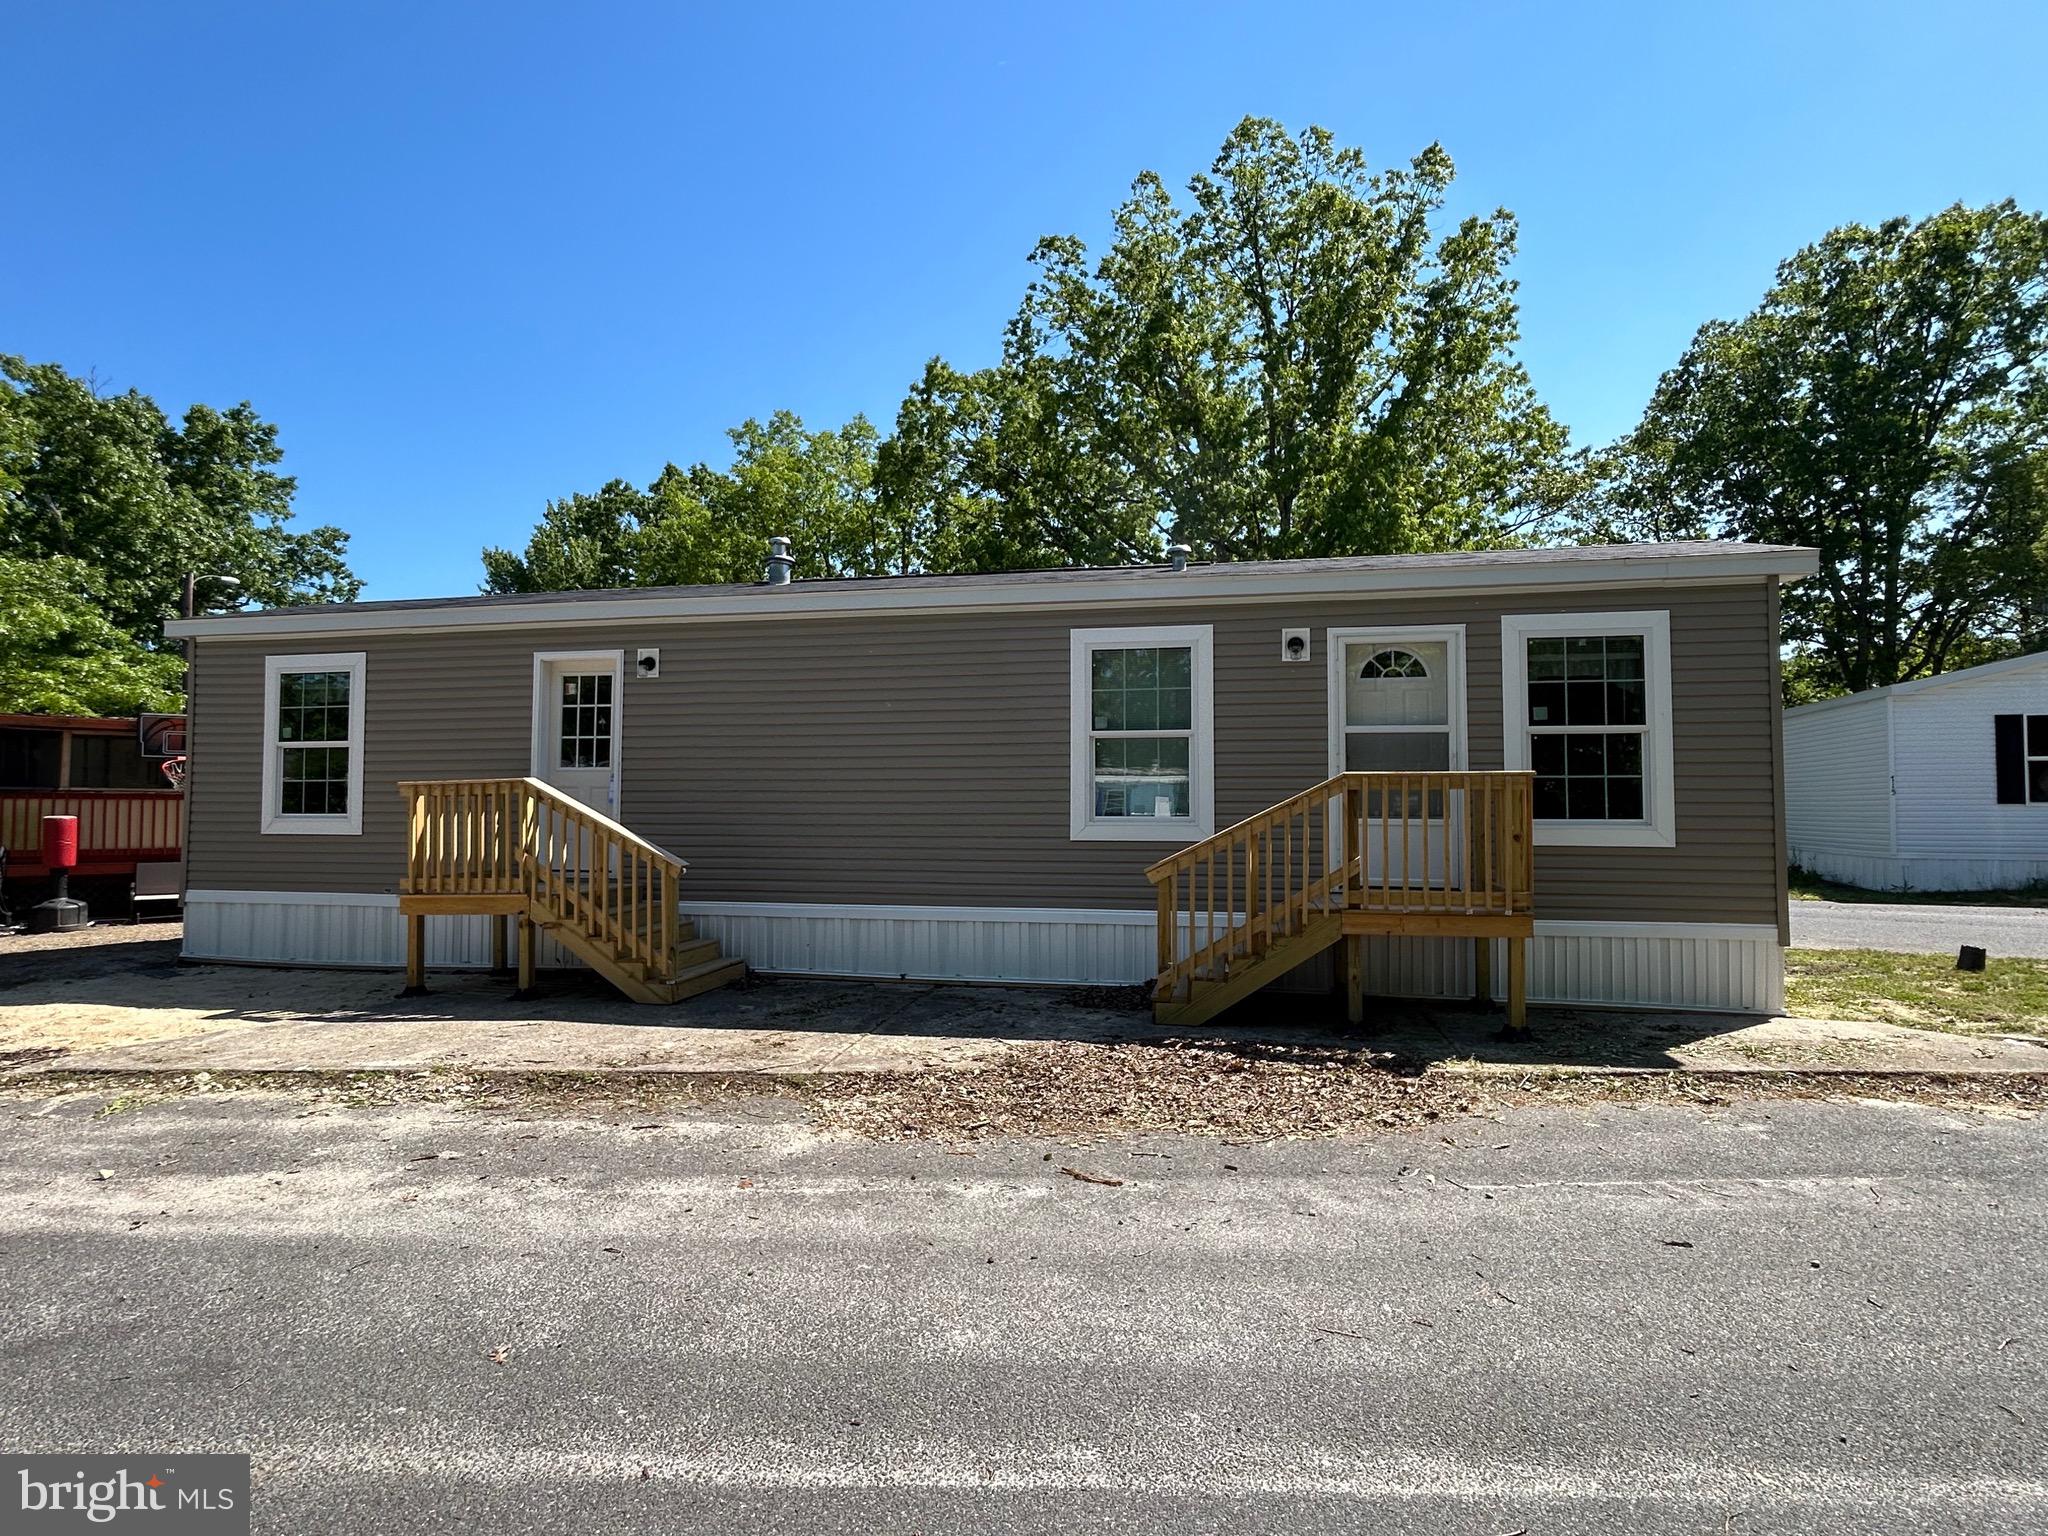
xmin=13 ymin=1036 xmax=2047 ymax=1141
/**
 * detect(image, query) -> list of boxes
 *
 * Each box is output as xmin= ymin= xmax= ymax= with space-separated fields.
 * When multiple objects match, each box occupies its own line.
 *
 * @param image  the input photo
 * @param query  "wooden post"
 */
xmin=402 ymin=912 xmax=426 ymax=996
xmin=1505 ymin=936 xmax=1527 ymax=1032
xmin=515 ymin=915 xmax=536 ymax=998
xmin=490 ymin=913 xmax=508 ymax=974
xmin=1344 ymin=781 xmax=1364 ymax=905
xmin=1473 ymin=936 xmax=1493 ymax=1007
xmin=1155 ymin=876 xmax=1175 ymax=983
xmin=1343 ymin=934 xmax=1365 ymax=1027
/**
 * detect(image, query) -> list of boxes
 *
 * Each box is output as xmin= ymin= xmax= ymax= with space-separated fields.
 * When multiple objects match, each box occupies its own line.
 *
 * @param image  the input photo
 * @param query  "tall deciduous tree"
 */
xmin=1591 ymin=203 xmax=2048 ymax=698
xmin=487 ymin=119 xmax=1577 ymax=590
xmin=0 ymin=357 xmax=359 ymax=635
xmin=481 ymin=413 xmax=889 ymax=592
xmin=0 ymin=356 xmax=359 ymax=711
xmin=995 ymin=118 xmax=1574 ymax=560
xmin=0 ymin=555 xmax=185 ymax=714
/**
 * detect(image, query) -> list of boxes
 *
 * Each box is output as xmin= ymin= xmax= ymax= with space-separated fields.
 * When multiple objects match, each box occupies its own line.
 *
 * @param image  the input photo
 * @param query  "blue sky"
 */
xmin=7 ymin=1 xmax=2045 ymax=601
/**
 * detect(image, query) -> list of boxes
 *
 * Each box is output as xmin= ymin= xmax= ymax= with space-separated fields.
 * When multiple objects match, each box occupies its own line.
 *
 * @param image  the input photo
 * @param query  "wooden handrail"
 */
xmin=1146 ymin=771 xmax=1534 ymax=1007
xmin=398 ymin=777 xmax=687 ymax=977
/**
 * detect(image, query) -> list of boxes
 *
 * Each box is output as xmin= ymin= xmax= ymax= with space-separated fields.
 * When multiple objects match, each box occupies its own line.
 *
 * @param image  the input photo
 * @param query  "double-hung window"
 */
xmin=1501 ymin=612 xmax=1675 ymax=847
xmin=1070 ymin=626 xmax=1214 ymax=840
xmin=260 ymin=652 xmax=367 ymax=835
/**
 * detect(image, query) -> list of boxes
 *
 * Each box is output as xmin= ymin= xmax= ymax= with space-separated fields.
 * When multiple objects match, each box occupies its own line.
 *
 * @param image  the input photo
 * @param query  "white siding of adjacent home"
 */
xmin=1786 ymin=657 xmax=2048 ymax=890
xmin=1889 ymin=665 xmax=2048 ymax=887
xmin=1785 ymin=692 xmax=1895 ymax=881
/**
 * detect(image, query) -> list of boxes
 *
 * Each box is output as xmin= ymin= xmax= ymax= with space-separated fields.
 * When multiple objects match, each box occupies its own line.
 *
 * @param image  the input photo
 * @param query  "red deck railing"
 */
xmin=0 ymin=790 xmax=185 ymax=876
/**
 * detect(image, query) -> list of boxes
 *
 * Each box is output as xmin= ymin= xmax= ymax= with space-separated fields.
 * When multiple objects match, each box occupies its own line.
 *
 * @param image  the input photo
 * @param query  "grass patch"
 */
xmin=1786 ymin=947 xmax=2048 ymax=1033
xmin=1789 ymin=866 xmax=2048 ymax=907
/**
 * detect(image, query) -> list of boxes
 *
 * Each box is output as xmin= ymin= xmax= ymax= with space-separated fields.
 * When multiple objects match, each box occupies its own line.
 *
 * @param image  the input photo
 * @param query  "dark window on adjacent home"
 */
xmin=69 ymin=733 xmax=160 ymax=789
xmin=0 ymin=729 xmax=62 ymax=789
xmin=1995 ymin=714 xmax=2048 ymax=805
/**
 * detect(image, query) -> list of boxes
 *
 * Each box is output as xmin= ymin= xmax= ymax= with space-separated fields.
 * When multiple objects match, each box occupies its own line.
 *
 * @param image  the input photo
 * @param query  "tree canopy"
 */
xmin=0 ymin=355 xmax=361 ymax=711
xmin=483 ymin=118 xmax=1575 ymax=594
xmin=1582 ymin=202 xmax=2048 ymax=700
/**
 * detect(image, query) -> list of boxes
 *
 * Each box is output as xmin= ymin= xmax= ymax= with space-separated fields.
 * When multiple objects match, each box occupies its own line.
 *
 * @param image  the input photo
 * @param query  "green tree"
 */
xmin=986 ymin=117 xmax=1574 ymax=561
xmin=1591 ymin=203 xmax=2048 ymax=698
xmin=0 ymin=555 xmax=184 ymax=714
xmin=482 ymin=413 xmax=888 ymax=593
xmin=0 ymin=356 xmax=361 ymax=649
xmin=488 ymin=119 xmax=1579 ymax=589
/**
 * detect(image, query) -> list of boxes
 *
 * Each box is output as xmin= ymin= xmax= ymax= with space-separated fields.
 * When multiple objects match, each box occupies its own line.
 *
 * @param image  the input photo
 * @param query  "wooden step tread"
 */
xmin=649 ymin=956 xmax=747 ymax=1004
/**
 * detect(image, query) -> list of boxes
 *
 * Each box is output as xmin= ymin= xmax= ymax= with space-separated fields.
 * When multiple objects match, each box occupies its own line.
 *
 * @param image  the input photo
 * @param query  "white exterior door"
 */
xmin=533 ymin=652 xmax=622 ymax=817
xmin=1328 ymin=628 xmax=1468 ymax=887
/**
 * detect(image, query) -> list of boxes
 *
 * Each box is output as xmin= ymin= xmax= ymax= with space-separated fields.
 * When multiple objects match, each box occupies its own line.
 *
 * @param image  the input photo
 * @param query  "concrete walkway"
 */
xmin=1791 ymin=899 xmax=2048 ymax=957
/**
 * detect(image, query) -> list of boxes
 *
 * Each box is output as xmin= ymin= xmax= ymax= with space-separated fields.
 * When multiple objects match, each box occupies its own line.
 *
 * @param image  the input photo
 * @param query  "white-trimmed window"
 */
xmin=1070 ymin=625 xmax=1214 ymax=841
xmin=1501 ymin=612 xmax=1675 ymax=848
xmin=260 ymin=652 xmax=366 ymax=835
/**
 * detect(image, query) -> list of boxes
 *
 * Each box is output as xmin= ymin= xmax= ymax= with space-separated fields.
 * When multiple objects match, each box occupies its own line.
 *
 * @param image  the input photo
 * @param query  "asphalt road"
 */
xmin=2 ymin=1089 xmax=2043 ymax=1535
xmin=1790 ymin=899 xmax=2048 ymax=957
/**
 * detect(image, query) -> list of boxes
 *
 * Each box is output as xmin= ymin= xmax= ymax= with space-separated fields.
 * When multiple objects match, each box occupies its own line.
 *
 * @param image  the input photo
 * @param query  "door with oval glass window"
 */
xmin=1328 ymin=628 xmax=1467 ymax=888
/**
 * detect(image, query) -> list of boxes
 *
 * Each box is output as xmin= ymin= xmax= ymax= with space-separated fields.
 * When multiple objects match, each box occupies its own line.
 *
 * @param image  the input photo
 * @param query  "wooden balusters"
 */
xmin=398 ymin=776 xmax=690 ymax=981
xmin=1145 ymin=771 xmax=1536 ymax=1011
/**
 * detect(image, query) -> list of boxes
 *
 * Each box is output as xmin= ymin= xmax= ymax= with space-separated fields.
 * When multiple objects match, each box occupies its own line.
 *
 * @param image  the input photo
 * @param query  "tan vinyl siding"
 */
xmin=187 ymin=580 xmax=1783 ymax=925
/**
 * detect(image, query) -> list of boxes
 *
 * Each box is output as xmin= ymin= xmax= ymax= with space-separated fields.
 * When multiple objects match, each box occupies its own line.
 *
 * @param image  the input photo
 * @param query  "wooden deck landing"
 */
xmin=1147 ymin=772 xmax=1537 ymax=1029
xmin=397 ymin=778 xmax=744 ymax=1005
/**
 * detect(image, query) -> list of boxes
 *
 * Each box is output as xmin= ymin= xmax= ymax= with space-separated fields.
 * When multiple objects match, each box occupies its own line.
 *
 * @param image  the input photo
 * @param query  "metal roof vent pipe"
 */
xmin=764 ymin=535 xmax=795 ymax=585
xmin=1167 ymin=543 xmax=1192 ymax=573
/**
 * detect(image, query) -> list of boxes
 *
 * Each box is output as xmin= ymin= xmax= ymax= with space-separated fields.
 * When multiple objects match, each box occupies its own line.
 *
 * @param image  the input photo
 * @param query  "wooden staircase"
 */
xmin=397 ymin=777 xmax=745 ymax=1005
xmin=1146 ymin=771 xmax=1536 ymax=1030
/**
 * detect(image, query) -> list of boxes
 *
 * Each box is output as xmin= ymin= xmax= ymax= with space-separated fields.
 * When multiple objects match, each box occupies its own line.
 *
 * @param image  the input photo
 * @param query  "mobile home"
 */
xmin=167 ymin=540 xmax=1817 ymax=1021
xmin=1785 ymin=652 xmax=2048 ymax=892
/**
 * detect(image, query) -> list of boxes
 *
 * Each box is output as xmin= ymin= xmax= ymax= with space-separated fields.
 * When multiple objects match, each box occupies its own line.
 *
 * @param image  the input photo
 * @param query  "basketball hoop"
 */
xmin=161 ymin=756 xmax=188 ymax=790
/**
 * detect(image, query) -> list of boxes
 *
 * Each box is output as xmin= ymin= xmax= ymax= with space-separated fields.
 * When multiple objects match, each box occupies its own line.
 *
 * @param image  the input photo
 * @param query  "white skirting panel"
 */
xmin=685 ymin=901 xmax=1157 ymax=987
xmin=184 ymin=892 xmax=1784 ymax=1013
xmin=1791 ymin=846 xmax=2048 ymax=894
xmin=183 ymin=890 xmax=581 ymax=970
xmin=685 ymin=903 xmax=1785 ymax=1013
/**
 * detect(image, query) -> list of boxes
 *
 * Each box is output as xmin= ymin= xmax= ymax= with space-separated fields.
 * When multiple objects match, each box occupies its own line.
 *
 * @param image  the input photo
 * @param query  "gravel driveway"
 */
xmin=1791 ymin=899 xmax=2048 ymax=957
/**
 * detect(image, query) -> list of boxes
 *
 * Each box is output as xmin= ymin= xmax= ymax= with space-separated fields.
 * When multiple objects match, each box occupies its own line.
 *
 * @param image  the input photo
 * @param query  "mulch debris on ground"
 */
xmin=8 ymin=1034 xmax=2046 ymax=1142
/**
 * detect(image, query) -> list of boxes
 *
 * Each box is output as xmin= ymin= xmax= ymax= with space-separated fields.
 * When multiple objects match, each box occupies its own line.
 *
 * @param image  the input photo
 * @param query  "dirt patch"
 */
xmin=13 ymin=1039 xmax=2047 ymax=1143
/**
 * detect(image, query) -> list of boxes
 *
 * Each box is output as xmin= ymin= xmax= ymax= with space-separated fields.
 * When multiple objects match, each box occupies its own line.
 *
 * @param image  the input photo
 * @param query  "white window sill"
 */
xmin=1534 ymin=820 xmax=1676 ymax=849
xmin=1071 ymin=818 xmax=1213 ymax=843
xmin=260 ymin=815 xmax=362 ymax=837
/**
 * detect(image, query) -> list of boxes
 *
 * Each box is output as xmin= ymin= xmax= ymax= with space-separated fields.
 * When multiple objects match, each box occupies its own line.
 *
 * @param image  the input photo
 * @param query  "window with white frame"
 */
xmin=1069 ymin=626 xmax=1214 ymax=840
xmin=260 ymin=652 xmax=366 ymax=835
xmin=1501 ymin=612 xmax=1675 ymax=847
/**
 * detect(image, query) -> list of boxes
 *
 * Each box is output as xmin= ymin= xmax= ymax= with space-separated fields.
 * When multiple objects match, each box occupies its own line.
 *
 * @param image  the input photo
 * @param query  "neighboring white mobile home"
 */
xmin=1784 ymin=652 xmax=2048 ymax=891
